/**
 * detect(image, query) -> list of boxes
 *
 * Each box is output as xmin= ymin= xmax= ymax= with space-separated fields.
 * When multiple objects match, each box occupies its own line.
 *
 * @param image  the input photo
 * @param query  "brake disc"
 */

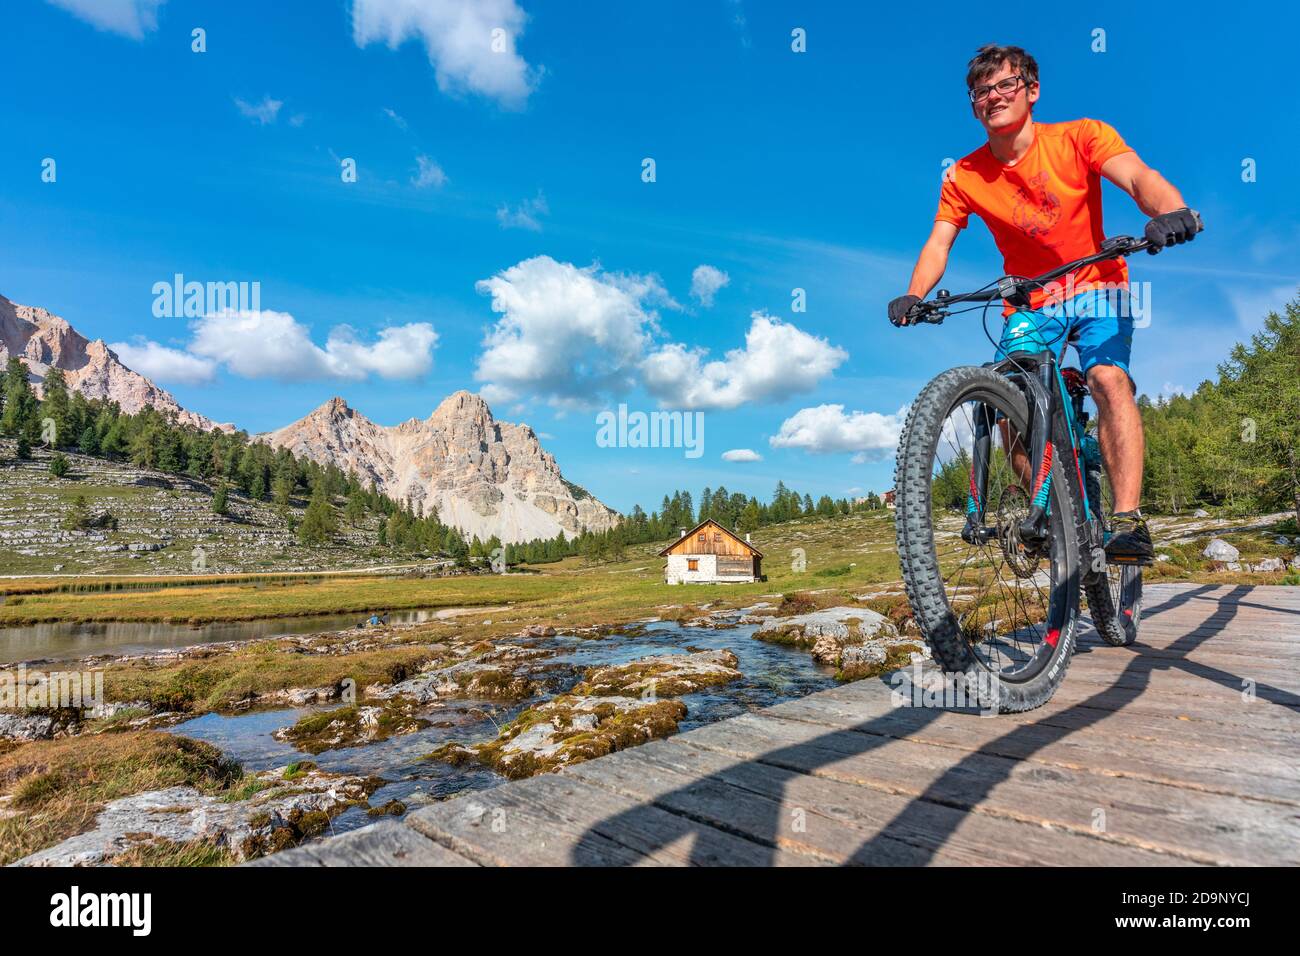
xmin=996 ymin=485 xmax=1042 ymax=579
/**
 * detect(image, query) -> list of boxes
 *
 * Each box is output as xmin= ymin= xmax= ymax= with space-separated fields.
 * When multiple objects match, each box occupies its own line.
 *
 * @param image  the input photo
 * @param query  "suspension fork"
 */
xmin=961 ymin=403 xmax=997 ymax=544
xmin=1018 ymin=362 xmax=1056 ymax=550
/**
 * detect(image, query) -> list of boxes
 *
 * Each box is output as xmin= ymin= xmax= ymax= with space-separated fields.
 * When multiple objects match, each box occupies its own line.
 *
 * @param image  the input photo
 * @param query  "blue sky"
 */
xmin=3 ymin=0 xmax=1297 ymax=514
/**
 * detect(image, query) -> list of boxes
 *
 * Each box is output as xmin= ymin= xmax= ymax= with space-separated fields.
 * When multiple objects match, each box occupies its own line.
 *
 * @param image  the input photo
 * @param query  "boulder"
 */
xmin=1202 ymin=538 xmax=1239 ymax=562
xmin=0 ymin=712 xmax=55 ymax=741
xmin=427 ymin=694 xmax=687 ymax=780
xmin=1252 ymin=557 xmax=1285 ymax=573
xmin=13 ymin=766 xmax=376 ymax=866
xmin=573 ymin=649 xmax=742 ymax=697
xmin=756 ymin=606 xmax=897 ymax=648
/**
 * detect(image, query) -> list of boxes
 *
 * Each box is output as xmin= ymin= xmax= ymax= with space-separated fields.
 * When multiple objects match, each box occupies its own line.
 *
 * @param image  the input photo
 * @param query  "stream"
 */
xmin=0 ymin=606 xmax=486 ymax=664
xmin=167 ymin=617 xmax=839 ymax=835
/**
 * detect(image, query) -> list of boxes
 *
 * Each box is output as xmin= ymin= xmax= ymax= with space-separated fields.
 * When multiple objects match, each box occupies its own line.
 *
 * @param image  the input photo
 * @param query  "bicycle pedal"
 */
xmin=1107 ymin=554 xmax=1153 ymax=567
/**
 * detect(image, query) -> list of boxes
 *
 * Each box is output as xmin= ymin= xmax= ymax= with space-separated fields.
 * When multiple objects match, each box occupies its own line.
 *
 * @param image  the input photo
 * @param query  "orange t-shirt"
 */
xmin=936 ymin=119 xmax=1134 ymax=313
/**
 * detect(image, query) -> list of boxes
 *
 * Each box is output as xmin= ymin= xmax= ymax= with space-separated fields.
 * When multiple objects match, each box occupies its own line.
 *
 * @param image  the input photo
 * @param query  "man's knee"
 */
xmin=1087 ymin=364 xmax=1135 ymax=411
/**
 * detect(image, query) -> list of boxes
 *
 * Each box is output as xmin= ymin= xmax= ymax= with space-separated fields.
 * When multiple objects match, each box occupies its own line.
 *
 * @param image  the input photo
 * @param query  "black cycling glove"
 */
xmin=889 ymin=294 xmax=921 ymax=327
xmin=1144 ymin=207 xmax=1199 ymax=254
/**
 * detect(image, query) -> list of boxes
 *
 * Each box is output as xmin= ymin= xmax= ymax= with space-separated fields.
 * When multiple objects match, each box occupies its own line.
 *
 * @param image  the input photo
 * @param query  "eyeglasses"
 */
xmin=969 ymin=74 xmax=1027 ymax=104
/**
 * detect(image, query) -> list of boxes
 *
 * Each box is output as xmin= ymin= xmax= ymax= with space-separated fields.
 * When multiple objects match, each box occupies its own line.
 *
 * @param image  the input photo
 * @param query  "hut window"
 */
xmin=697 ymin=533 xmax=706 ymax=543
xmin=713 ymin=532 xmax=721 ymax=542
xmin=687 ymin=559 xmax=699 ymax=571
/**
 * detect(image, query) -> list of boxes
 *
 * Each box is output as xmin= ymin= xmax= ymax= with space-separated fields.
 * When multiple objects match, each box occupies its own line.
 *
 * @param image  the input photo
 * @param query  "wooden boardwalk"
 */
xmin=254 ymin=583 xmax=1300 ymax=867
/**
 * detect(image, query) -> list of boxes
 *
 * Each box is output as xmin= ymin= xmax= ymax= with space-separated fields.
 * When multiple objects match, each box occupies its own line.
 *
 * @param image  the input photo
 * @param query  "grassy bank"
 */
xmin=0 ymin=731 xmax=244 ymax=866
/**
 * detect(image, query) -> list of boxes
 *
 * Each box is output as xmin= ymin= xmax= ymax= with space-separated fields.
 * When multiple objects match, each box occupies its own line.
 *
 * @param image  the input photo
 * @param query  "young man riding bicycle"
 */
xmin=889 ymin=44 xmax=1200 ymax=562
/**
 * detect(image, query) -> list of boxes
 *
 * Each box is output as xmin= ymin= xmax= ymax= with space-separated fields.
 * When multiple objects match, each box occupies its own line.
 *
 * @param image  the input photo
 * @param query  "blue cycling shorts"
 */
xmin=994 ymin=288 xmax=1135 ymax=384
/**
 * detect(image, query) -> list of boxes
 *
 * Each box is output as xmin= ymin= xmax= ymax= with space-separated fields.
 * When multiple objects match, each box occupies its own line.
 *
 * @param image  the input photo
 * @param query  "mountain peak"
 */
xmin=0 ymin=292 xmax=227 ymax=432
xmin=431 ymin=389 xmax=491 ymax=420
xmin=260 ymin=390 xmax=619 ymax=544
xmin=317 ymin=396 xmax=353 ymax=417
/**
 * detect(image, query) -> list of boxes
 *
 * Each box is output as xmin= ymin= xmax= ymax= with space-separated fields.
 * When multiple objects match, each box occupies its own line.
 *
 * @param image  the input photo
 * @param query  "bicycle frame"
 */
xmin=960 ymin=325 xmax=1109 ymax=588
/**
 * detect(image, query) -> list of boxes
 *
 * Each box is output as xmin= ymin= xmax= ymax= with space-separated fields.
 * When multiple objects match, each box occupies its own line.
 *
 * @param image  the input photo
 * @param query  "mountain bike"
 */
xmin=891 ymin=229 xmax=1196 ymax=712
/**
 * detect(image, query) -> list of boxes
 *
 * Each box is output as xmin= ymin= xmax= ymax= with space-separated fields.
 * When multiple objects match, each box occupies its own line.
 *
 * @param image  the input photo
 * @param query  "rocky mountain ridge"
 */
xmin=0 ymin=294 xmax=228 ymax=432
xmin=259 ymin=390 xmax=621 ymax=544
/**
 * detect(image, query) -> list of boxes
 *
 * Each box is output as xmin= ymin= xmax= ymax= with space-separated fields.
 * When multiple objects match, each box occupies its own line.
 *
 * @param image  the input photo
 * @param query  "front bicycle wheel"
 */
xmin=895 ymin=366 xmax=1080 ymax=712
xmin=1083 ymin=469 xmax=1143 ymax=646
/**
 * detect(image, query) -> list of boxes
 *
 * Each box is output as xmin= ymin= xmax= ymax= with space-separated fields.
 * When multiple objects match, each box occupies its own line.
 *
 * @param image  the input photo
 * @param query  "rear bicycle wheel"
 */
xmin=1083 ymin=469 xmax=1143 ymax=646
xmin=894 ymin=366 xmax=1081 ymax=712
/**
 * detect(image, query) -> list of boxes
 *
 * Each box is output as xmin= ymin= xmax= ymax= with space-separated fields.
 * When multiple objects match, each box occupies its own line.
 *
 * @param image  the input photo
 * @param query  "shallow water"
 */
xmin=168 ymin=617 xmax=839 ymax=835
xmin=0 ymin=606 xmax=473 ymax=664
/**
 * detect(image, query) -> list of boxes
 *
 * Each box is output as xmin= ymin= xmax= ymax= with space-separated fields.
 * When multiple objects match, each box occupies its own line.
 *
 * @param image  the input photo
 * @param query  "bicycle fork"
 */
xmin=1018 ymin=362 xmax=1056 ymax=551
xmin=960 ymin=360 xmax=1056 ymax=551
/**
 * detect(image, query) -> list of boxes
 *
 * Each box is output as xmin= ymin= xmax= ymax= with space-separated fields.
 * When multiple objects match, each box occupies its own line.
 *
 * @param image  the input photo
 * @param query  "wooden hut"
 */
xmin=659 ymin=519 xmax=763 ymax=585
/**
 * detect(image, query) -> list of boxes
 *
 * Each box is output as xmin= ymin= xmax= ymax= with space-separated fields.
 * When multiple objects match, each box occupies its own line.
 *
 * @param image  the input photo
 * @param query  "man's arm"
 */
xmin=889 ymin=221 xmax=960 ymax=326
xmin=906 ymin=221 xmax=961 ymax=297
xmin=1100 ymin=151 xmax=1186 ymax=217
xmin=1101 ymin=151 xmax=1201 ymax=252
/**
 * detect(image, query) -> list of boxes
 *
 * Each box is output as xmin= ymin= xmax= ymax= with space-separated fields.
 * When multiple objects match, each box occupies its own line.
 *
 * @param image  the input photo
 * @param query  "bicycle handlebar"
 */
xmin=907 ymin=212 xmax=1203 ymax=325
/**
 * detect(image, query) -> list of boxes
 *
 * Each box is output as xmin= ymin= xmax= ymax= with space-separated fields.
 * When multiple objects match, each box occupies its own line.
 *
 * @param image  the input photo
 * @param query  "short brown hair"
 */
xmin=966 ymin=44 xmax=1039 ymax=91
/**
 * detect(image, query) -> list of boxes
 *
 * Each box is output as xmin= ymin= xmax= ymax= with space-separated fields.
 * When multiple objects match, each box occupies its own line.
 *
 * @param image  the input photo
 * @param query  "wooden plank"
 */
xmin=764 ymin=683 xmax=1300 ymax=802
xmin=404 ymin=773 xmax=824 ymax=867
xmin=1048 ymin=663 xmax=1300 ymax=710
xmin=1044 ymin=680 xmax=1300 ymax=733
xmin=674 ymin=711 xmax=1295 ymax=865
xmin=564 ymin=738 xmax=1181 ymax=866
xmin=245 ymin=820 xmax=477 ymax=867
xmin=764 ymin=672 xmax=1300 ymax=775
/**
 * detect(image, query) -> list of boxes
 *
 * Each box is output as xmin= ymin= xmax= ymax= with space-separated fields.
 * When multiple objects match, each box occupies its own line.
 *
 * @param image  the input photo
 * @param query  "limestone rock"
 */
xmin=0 ymin=712 xmax=56 ymax=741
xmin=573 ymin=649 xmax=742 ymax=697
xmin=258 ymin=391 xmax=620 ymax=544
xmin=756 ymin=606 xmax=897 ymax=648
xmin=13 ymin=767 xmax=374 ymax=866
xmin=428 ymin=694 xmax=687 ymax=780
xmin=0 ymin=294 xmax=229 ymax=432
xmin=1202 ymin=538 xmax=1240 ymax=562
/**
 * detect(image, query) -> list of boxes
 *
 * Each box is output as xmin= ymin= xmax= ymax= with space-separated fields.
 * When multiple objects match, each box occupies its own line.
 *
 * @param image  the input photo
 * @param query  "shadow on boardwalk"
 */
xmin=570 ymin=584 xmax=1299 ymax=865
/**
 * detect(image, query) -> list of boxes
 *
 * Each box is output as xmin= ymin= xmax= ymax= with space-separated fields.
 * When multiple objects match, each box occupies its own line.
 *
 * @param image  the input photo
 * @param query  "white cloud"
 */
xmin=474 ymin=256 xmax=671 ymax=407
xmin=721 ymin=448 xmax=762 ymax=463
xmin=234 ymin=95 xmax=283 ymax=126
xmin=770 ymin=403 xmax=907 ymax=462
xmin=412 ymin=155 xmax=448 ymax=189
xmin=351 ymin=0 xmax=539 ymax=109
xmin=183 ymin=310 xmax=436 ymax=382
xmin=45 ymin=0 xmax=165 ymax=39
xmin=288 ymin=113 xmax=307 ymax=128
xmin=383 ymin=107 xmax=408 ymax=129
xmin=690 ymin=264 xmax=730 ymax=307
xmin=641 ymin=312 xmax=846 ymax=410
xmin=496 ymin=192 xmax=548 ymax=231
xmin=109 ymin=338 xmax=216 ymax=385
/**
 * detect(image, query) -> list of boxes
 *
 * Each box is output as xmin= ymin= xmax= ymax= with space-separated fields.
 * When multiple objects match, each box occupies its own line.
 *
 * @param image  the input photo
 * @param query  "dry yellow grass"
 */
xmin=0 ymin=730 xmax=242 ymax=866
